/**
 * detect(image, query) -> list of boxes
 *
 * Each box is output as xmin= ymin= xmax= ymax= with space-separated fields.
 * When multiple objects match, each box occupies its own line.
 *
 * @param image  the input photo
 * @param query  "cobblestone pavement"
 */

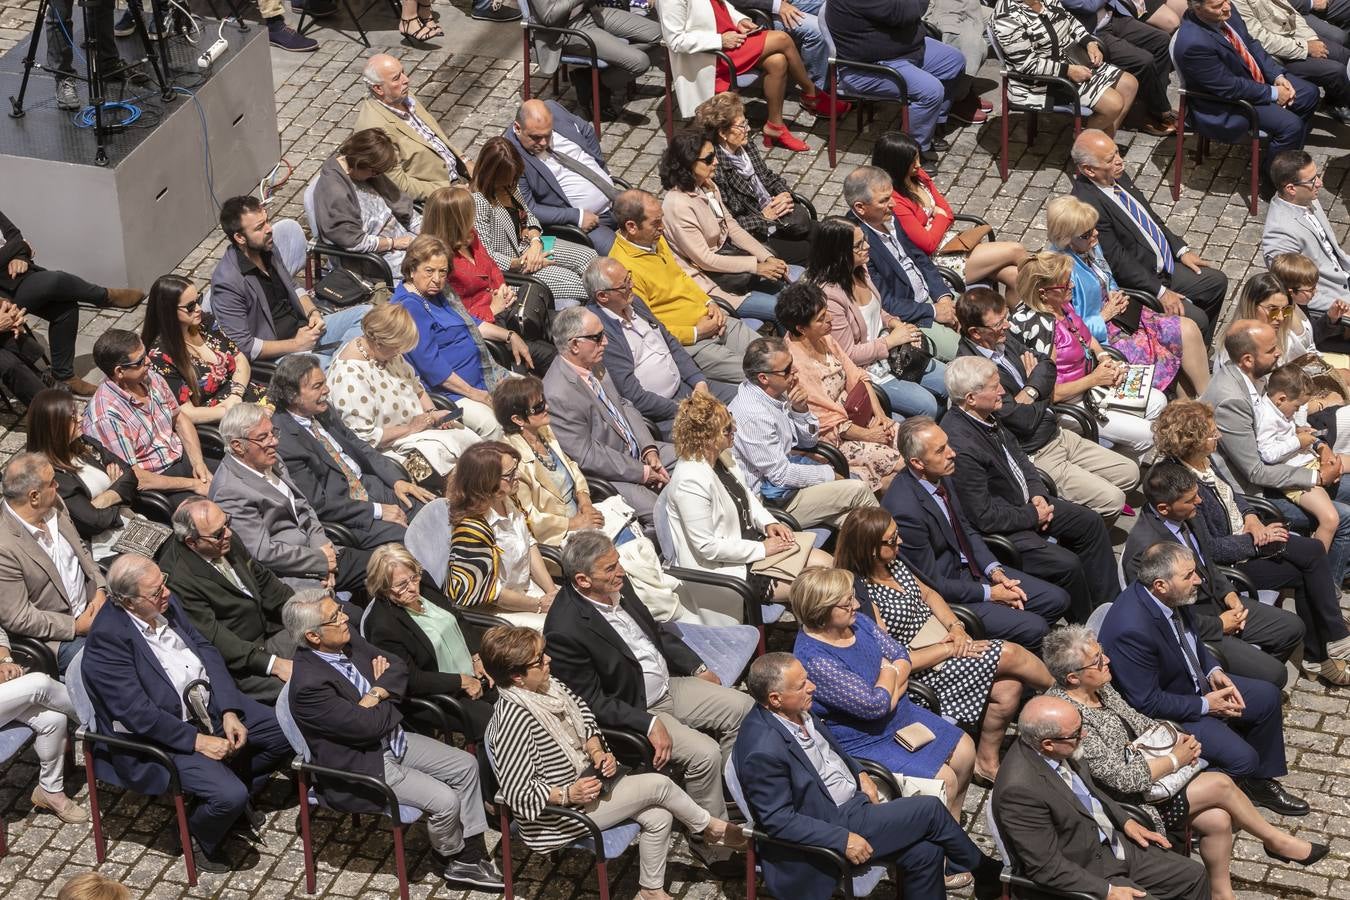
xmin=1 ymin=2 xmax=1350 ymax=897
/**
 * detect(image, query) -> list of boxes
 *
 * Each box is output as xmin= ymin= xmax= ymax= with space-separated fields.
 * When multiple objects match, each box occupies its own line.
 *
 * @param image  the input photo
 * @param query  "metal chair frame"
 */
xmin=987 ymin=23 xmax=1089 ymax=181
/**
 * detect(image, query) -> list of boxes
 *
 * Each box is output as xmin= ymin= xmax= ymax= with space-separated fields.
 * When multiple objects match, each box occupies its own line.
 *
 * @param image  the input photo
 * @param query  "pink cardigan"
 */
xmin=662 ymin=184 xmax=773 ymax=298
xmin=822 ymin=278 xmax=890 ymax=368
xmin=787 ymin=334 xmax=872 ymax=440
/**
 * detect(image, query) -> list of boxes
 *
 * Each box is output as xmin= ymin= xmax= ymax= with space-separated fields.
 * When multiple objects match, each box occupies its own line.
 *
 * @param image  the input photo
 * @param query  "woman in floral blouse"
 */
xmin=141 ymin=274 xmax=265 ymax=424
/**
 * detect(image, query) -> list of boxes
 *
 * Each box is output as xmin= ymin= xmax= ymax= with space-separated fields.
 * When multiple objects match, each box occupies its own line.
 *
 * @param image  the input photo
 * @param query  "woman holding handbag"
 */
xmin=1044 ymin=625 xmax=1326 ymax=900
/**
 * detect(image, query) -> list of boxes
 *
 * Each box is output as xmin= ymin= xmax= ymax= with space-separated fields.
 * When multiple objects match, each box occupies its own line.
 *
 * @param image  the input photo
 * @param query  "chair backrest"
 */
xmin=985 ymin=802 xmax=1012 ymax=865
xmin=66 ymin=648 xmax=96 ymax=731
xmin=651 ymin=492 xmax=676 ymax=565
xmin=406 ymin=498 xmax=452 ymax=590
xmin=723 ymin=755 xmax=755 ymax=826
xmin=1086 ymin=602 xmax=1113 ymax=637
xmin=302 ymin=177 xmax=321 ymax=239
xmin=360 ymin=600 xmax=377 ymax=638
xmin=518 ymin=0 xmax=536 ymax=23
xmin=1168 ymin=33 xmax=1186 ymax=89
xmin=817 ymin=0 xmax=837 ymax=59
xmin=984 ymin=22 xmax=1009 ymax=68
xmin=274 ymin=682 xmax=313 ymax=762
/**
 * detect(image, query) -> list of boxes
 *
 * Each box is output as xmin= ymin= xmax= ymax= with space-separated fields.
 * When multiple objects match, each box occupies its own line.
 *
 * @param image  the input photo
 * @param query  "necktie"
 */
xmin=590 ymin=374 xmax=640 ymax=458
xmin=1224 ymin=25 xmax=1265 ymax=84
xmin=1055 ymin=761 xmax=1125 ymax=860
xmin=1180 ymin=523 xmax=1209 ymax=581
xmin=1113 ymin=186 xmax=1174 ymax=275
xmin=213 ymin=558 xmax=250 ymax=596
xmin=551 ymin=149 xmax=620 ymax=201
xmin=310 ymin=423 xmax=369 ymax=501
xmin=1170 ymin=610 xmax=1206 ymax=693
xmin=336 ymin=657 xmax=407 ymax=759
xmin=934 ymin=482 xmax=982 ymax=580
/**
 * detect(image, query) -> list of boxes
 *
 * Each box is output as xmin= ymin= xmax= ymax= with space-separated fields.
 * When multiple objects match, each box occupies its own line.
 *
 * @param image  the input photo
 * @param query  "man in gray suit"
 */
xmin=1203 ymin=319 xmax=1350 ymax=589
xmin=209 ymin=403 xmax=372 ymax=597
xmin=527 ymin=0 xmax=661 ymax=118
xmin=1261 ymin=150 xmax=1350 ymax=345
xmin=542 ymin=306 xmax=676 ymax=524
xmin=0 ymin=453 xmax=107 ymax=673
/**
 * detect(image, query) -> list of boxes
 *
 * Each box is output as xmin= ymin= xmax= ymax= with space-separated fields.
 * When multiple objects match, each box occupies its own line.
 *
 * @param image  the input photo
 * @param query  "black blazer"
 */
xmin=543 ymin=580 xmax=704 ymax=735
xmin=289 ymin=632 xmax=409 ymax=813
xmin=161 ymin=534 xmax=294 ymax=702
xmin=363 ymin=586 xmax=485 ymax=699
xmin=942 ymin=407 xmax=1052 ymax=552
xmin=954 ymin=335 xmax=1060 ymax=453
xmin=1071 ymin=172 xmax=1185 ymax=299
xmin=54 ymin=438 xmax=137 ymax=541
xmin=274 ymin=409 xmax=405 ymax=534
xmin=882 ymin=469 xmax=999 ymax=606
xmin=1120 ymin=506 xmax=1232 ymax=639
xmin=0 ymin=208 xmax=41 ymax=297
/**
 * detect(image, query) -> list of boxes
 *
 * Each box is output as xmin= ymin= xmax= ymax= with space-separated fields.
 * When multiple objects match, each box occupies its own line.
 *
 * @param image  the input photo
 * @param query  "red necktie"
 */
xmin=935 ymin=481 xmax=983 ymax=580
xmin=1224 ymin=25 xmax=1265 ymax=85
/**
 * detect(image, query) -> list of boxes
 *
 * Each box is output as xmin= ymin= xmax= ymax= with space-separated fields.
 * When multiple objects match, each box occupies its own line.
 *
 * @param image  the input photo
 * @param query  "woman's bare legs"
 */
xmin=1147 ymin=0 xmax=1186 ymax=33
xmin=939 ymin=733 xmax=976 ymax=821
xmin=755 ymin=31 xmax=818 ymax=127
xmin=1185 ymin=772 xmax=1312 ymax=859
xmin=1177 ymin=314 xmax=1210 ymax=396
xmin=965 ymin=241 xmax=1030 ymax=306
xmin=1191 ymin=807 xmax=1236 ymax=900
xmin=976 ymin=644 xmax=1050 ymax=778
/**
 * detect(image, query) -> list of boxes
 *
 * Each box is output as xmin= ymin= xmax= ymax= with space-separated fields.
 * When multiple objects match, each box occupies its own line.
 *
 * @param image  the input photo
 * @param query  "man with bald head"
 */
xmin=992 ymin=695 xmax=1211 ymax=900
xmin=1070 ymin=129 xmax=1227 ymax=339
xmin=1204 ymin=318 xmax=1350 ymax=585
xmin=353 ymin=54 xmax=473 ymax=202
xmin=509 ymin=99 xmax=620 ymax=253
xmin=81 ymin=553 xmax=292 ymax=872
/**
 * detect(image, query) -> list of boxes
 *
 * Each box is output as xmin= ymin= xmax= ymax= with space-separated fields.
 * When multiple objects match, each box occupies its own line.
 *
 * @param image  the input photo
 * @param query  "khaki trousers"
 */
xmin=648 ymin=676 xmax=754 ymax=819
xmin=783 ymin=477 xmax=879 ymax=529
xmin=257 ymin=0 xmax=284 ymax=19
xmin=582 ymin=772 xmax=712 ymax=889
xmin=1030 ymin=428 xmax=1139 ymax=520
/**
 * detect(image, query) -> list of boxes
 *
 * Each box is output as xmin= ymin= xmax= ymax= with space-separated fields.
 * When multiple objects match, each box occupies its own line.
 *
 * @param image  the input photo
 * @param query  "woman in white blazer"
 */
xmin=658 ymin=0 xmax=850 ymax=150
xmin=663 ymin=392 xmax=830 ymax=599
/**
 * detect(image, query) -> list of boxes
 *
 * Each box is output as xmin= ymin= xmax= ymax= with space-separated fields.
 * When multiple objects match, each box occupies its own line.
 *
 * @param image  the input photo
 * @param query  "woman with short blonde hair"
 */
xmin=57 ymin=873 xmax=130 ymax=900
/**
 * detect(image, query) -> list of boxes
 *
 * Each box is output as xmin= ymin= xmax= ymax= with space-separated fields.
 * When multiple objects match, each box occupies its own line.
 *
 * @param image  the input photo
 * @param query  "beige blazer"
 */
xmin=353 ymin=97 xmax=471 ymax=202
xmin=662 ymin=186 xmax=773 ymax=280
xmin=0 ymin=501 xmax=105 ymax=644
xmin=506 ymin=431 xmax=591 ymax=547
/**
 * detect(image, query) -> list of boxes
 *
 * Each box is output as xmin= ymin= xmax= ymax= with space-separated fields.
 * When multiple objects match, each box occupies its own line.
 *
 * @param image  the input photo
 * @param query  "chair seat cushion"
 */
xmin=665 ymin=623 xmax=759 ymax=687
xmin=567 ymin=820 xmax=642 ymax=858
xmin=762 ymin=602 xmax=786 ymax=624
xmin=0 ymin=723 xmax=35 ymax=762
xmin=560 ymin=57 xmax=610 ymax=69
xmin=307 ymin=787 xmax=423 ymax=825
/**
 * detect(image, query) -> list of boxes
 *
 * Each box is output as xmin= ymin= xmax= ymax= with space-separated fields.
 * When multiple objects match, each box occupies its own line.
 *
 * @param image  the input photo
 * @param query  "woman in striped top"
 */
xmin=481 ymin=626 xmax=746 ymax=900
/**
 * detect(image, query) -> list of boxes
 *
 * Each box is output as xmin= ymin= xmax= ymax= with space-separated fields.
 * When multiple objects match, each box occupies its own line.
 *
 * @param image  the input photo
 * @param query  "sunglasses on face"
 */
xmin=574 ymin=332 xmax=606 ymax=344
xmin=761 ymin=364 xmax=795 ymax=378
xmin=179 ymin=299 xmax=202 ymax=313
xmin=881 ymin=532 xmax=902 ymax=548
xmin=119 ymin=352 xmax=149 ymax=370
xmin=527 ymin=398 xmax=548 ymax=416
xmin=202 ymin=515 xmax=232 ymax=542
xmin=697 ymin=152 xmax=717 ymax=165
xmin=1076 ymin=228 xmax=1096 ymax=242
xmin=1049 ymin=725 xmax=1084 ymax=743
xmin=1260 ymin=304 xmax=1291 ymax=321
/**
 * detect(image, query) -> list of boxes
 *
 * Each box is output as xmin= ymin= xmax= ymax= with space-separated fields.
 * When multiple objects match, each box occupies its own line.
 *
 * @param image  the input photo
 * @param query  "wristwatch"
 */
xmin=1022 ymin=385 xmax=1040 ymax=401
xmin=692 ymin=664 xmax=709 ymax=676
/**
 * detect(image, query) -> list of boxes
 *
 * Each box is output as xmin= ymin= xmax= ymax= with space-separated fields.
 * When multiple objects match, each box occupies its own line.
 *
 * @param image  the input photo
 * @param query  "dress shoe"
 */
xmin=1327 ymin=105 xmax=1350 ymax=125
xmin=190 ymin=838 xmax=236 ymax=874
xmin=1266 ymin=841 xmax=1329 ymax=866
xmin=762 ymin=123 xmax=810 ymax=153
xmin=1240 ymin=777 xmax=1310 ymax=817
xmin=103 ymin=287 xmax=145 ymax=309
xmin=1320 ymin=657 xmax=1350 ymax=685
xmin=64 ymin=377 xmax=97 ymax=397
xmin=1141 ymin=118 xmax=1177 ymax=136
xmin=947 ymin=94 xmax=987 ymax=125
xmin=443 ymin=857 xmax=506 ymax=890
xmin=31 ymin=787 xmax=89 ymax=823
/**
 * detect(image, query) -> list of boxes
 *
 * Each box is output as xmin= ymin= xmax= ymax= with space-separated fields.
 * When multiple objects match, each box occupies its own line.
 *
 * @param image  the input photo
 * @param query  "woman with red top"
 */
xmin=659 ymin=0 xmax=849 ymax=152
xmin=872 ymin=132 xmax=1028 ymax=307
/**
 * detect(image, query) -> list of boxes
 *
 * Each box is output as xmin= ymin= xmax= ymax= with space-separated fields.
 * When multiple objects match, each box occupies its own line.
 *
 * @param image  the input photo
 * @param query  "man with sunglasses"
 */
xmin=82 ymin=329 xmax=214 ymax=512
xmin=992 ymin=694 xmax=1211 ymax=900
xmin=162 ymin=498 xmax=297 ymax=703
xmin=1262 ymin=150 xmax=1350 ymax=339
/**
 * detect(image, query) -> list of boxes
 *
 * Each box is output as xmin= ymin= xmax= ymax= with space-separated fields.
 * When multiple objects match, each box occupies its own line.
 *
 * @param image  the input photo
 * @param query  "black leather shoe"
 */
xmin=1266 ymin=841 xmax=1329 ymax=866
xmin=1328 ymin=105 xmax=1350 ymax=125
xmin=1241 ymin=778 xmax=1310 ymax=817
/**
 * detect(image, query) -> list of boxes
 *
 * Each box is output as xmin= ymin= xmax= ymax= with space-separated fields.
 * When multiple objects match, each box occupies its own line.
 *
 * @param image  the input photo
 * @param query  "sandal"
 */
xmin=399 ymin=14 xmax=442 ymax=41
xmin=762 ymin=122 xmax=810 ymax=153
xmin=416 ymin=3 xmax=444 ymax=35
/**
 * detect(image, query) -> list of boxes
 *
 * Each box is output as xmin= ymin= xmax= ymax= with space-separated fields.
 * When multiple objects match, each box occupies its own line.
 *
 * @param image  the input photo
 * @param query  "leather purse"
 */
xmin=938 ymin=224 xmax=992 ymax=255
xmin=312 ymin=267 xmax=379 ymax=308
xmin=894 ymin=722 xmax=936 ymax=752
xmin=844 ymin=380 xmax=874 ymax=427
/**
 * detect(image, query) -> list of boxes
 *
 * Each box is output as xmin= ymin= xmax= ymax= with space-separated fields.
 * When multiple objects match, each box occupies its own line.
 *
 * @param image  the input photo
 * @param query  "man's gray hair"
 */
xmin=1017 ymin=695 xmax=1078 ymax=746
xmin=842 ymin=166 xmax=892 ymax=210
xmin=896 ymin=416 xmax=939 ymax=462
xmin=747 ymin=652 xmax=797 ymax=705
xmin=1 ymin=452 xmax=52 ymax=502
xmin=1042 ymin=624 xmax=1099 ymax=686
xmin=551 ymin=305 xmax=596 ymax=351
xmin=105 ymin=553 xmax=158 ymax=606
xmin=1069 ymin=129 xmax=1112 ymax=169
xmin=582 ymin=258 xmax=623 ymax=301
xmin=270 ymin=353 xmax=323 ymax=412
xmin=171 ymin=496 xmax=217 ymax=542
xmin=945 ymin=355 xmax=997 ymax=404
xmin=282 ymin=589 xmax=332 ymax=646
xmin=742 ymin=336 xmax=788 ymax=380
xmin=219 ymin=402 xmax=272 ymax=452
xmin=560 ymin=529 xmax=616 ymax=581
xmin=1136 ymin=541 xmax=1193 ymax=589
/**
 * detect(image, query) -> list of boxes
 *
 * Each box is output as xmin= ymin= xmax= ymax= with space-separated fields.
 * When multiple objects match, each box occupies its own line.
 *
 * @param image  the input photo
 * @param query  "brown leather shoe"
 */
xmin=64 ymin=376 xmax=97 ymax=397
xmin=103 ymin=287 xmax=145 ymax=309
xmin=32 ymin=787 xmax=89 ymax=824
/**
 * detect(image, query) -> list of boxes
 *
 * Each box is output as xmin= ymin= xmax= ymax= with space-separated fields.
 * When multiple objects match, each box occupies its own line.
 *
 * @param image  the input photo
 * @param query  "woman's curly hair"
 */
xmin=672 ymin=391 xmax=732 ymax=462
xmin=1152 ymin=399 xmax=1216 ymax=462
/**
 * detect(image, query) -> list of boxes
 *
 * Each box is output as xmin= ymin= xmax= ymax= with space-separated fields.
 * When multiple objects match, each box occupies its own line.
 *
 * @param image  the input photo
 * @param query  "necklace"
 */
xmin=526 ymin=432 xmax=557 ymax=470
xmin=355 ymin=338 xmax=384 ymax=368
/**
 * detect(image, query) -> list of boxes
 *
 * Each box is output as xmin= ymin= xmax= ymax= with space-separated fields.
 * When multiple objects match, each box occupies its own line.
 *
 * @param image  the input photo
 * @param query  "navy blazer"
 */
xmin=507 ymin=100 xmax=611 ymax=230
xmin=883 ymin=469 xmax=998 ymax=605
xmin=587 ymin=298 xmax=706 ymax=425
xmin=273 ymin=409 xmax=405 ymax=535
xmin=731 ymin=704 xmax=866 ymax=900
xmin=1070 ymin=172 xmax=1186 ymax=299
xmin=846 ymin=211 xmax=949 ymax=325
xmin=1174 ymin=9 xmax=1285 ymax=140
xmin=1097 ymin=581 xmax=1219 ymax=725
xmin=82 ymin=596 xmax=248 ymax=796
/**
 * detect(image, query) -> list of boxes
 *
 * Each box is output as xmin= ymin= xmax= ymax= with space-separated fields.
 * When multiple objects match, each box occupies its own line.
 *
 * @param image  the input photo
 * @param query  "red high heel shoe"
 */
xmin=762 ymin=123 xmax=810 ymax=152
xmin=803 ymin=91 xmax=852 ymax=117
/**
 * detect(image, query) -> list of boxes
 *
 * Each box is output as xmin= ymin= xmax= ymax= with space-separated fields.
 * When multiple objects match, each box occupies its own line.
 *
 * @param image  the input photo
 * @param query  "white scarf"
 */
xmin=498 ymin=678 xmax=591 ymax=776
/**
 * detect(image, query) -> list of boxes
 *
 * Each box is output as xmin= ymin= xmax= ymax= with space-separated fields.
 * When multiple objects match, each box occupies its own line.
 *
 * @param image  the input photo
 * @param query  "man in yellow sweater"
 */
xmin=608 ymin=190 xmax=759 ymax=384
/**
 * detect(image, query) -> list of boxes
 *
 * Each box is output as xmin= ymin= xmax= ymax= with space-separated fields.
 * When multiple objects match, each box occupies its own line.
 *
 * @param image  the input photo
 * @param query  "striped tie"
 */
xmin=336 ymin=658 xmax=406 ymax=759
xmin=590 ymin=374 xmax=640 ymax=458
xmin=1224 ymin=25 xmax=1265 ymax=84
xmin=1114 ymin=186 xmax=1174 ymax=275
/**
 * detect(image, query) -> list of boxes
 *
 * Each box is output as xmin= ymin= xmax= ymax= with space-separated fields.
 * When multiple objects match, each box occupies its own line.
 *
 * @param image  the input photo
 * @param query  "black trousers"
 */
xmin=1282 ymin=39 xmax=1350 ymax=107
xmin=1291 ymin=0 xmax=1350 ymax=32
xmin=1096 ymin=16 xmax=1174 ymax=119
xmin=1193 ymin=594 xmax=1304 ymax=687
xmin=1006 ymin=497 xmax=1119 ymax=624
xmin=1237 ymin=533 xmax=1349 ymax=662
xmin=9 ymin=269 xmax=97 ymax=379
xmin=0 ymin=329 xmax=49 ymax=403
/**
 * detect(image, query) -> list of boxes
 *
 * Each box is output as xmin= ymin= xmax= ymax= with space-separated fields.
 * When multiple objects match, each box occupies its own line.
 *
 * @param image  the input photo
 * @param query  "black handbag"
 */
xmin=707 ymin=241 xmax=786 ymax=295
xmin=312 ymin=267 xmax=378 ymax=308
xmin=493 ymin=278 xmax=551 ymax=343
xmin=887 ymin=332 xmax=934 ymax=383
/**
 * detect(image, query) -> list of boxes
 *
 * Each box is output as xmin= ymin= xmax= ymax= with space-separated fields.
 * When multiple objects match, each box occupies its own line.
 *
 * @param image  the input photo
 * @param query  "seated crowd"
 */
xmin=5 ymin=22 xmax=1350 ymax=898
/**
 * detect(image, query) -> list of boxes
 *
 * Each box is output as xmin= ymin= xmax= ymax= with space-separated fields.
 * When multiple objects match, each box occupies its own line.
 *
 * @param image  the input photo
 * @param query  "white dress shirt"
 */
xmin=862 ymin=220 xmax=929 ymax=302
xmin=772 ymin=711 xmax=857 ymax=807
xmin=542 ymin=132 xmax=613 ymax=220
xmin=5 ymin=503 xmax=87 ymax=617
xmin=587 ymin=596 xmax=670 ymax=707
xmin=596 ymin=304 xmax=683 ymax=400
xmin=132 ymin=613 xmax=208 ymax=721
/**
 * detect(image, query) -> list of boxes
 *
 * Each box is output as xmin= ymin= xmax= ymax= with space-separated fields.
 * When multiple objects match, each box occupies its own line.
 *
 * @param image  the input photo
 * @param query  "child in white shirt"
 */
xmin=1256 ymin=363 xmax=1344 ymax=552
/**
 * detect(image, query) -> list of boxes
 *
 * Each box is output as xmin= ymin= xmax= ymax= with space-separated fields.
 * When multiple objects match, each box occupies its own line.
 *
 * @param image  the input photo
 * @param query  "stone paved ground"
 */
xmin=1 ymin=2 xmax=1350 ymax=897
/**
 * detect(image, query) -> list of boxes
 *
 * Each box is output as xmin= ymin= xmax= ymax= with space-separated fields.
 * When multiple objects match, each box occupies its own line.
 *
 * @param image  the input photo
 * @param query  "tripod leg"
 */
xmin=120 ymin=0 xmax=174 ymax=101
xmin=82 ymin=0 xmax=108 ymax=165
xmin=8 ymin=0 xmax=52 ymax=118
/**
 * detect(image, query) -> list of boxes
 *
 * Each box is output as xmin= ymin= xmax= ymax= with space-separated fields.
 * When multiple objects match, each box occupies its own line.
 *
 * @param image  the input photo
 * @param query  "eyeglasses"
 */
xmin=574 ymin=331 xmax=606 ymax=344
xmin=501 ymin=465 xmax=521 ymax=484
xmin=978 ymin=315 xmax=1011 ymax=331
xmin=137 ymin=576 xmax=168 ymax=601
xmin=179 ymin=299 xmax=202 ymax=313
xmin=881 ymin=531 xmax=902 ymax=548
xmin=1259 ymin=304 xmax=1292 ymax=321
xmin=527 ymin=398 xmax=548 ymax=416
xmin=853 ymin=240 xmax=869 ymax=251
xmin=722 ymin=424 xmax=737 ymax=436
xmin=602 ymin=278 xmax=634 ymax=296
xmin=1048 ymin=725 xmax=1084 ymax=743
xmin=1290 ymin=171 xmax=1323 ymax=188
xmin=318 ymin=608 xmax=349 ymax=629
xmin=1288 ymin=285 xmax=1317 ymax=297
xmin=697 ymin=152 xmax=717 ymax=165
xmin=1076 ymin=228 xmax=1096 ymax=242
xmin=759 ymin=363 xmax=795 ymax=378
xmin=526 ymin=652 xmax=547 ymax=670
xmin=833 ymin=596 xmax=859 ymax=611
xmin=728 ymin=122 xmax=750 ymax=133
xmin=119 ymin=352 xmax=149 ymax=370
xmin=201 ymin=515 xmax=232 ymax=541
xmin=241 ymin=429 xmax=279 ymax=446
xmin=390 ymin=575 xmax=420 ymax=595
xmin=1070 ymin=653 xmax=1107 ymax=673
xmin=1044 ymin=283 xmax=1072 ymax=293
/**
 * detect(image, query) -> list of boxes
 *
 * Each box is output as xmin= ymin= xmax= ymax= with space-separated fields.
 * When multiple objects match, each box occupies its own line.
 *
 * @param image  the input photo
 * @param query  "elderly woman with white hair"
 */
xmin=1043 ymin=625 xmax=1326 ymax=899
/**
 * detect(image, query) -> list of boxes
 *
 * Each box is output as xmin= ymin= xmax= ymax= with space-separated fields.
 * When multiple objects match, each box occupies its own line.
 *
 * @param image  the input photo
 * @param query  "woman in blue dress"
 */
xmin=790 ymin=567 xmax=975 ymax=832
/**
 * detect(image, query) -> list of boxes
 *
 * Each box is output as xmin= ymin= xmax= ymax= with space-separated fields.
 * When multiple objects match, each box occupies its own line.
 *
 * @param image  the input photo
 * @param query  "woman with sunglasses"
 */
xmin=1011 ymin=252 xmax=1167 ymax=458
xmin=834 ymin=507 xmax=1051 ymax=784
xmin=1046 ymin=196 xmax=1209 ymax=397
xmin=141 ymin=275 xmax=266 ymax=425
xmin=1044 ymin=625 xmax=1325 ymax=900
xmin=1214 ymin=273 xmax=1350 ymax=387
xmin=445 ymin=441 xmax=559 ymax=629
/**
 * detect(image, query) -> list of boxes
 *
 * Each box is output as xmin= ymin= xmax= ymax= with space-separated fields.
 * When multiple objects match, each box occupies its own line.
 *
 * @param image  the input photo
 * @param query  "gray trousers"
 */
xmin=923 ymin=0 xmax=988 ymax=76
xmin=45 ymin=0 xmax=117 ymax=73
xmin=383 ymin=733 xmax=487 ymax=856
xmin=648 ymin=676 xmax=754 ymax=820
xmin=582 ymin=771 xmax=712 ymax=889
xmin=688 ymin=317 xmax=759 ymax=384
xmin=561 ymin=8 xmax=663 ymax=88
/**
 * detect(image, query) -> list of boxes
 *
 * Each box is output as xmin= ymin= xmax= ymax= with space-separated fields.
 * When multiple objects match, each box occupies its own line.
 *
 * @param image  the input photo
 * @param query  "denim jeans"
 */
xmin=312 ymin=304 xmax=373 ymax=368
xmin=836 ymin=38 xmax=966 ymax=149
xmin=775 ymin=0 xmax=828 ymax=89
xmin=875 ymin=357 xmax=948 ymax=419
xmin=1268 ymin=477 xmax=1350 ymax=588
xmin=729 ymin=265 xmax=803 ymax=326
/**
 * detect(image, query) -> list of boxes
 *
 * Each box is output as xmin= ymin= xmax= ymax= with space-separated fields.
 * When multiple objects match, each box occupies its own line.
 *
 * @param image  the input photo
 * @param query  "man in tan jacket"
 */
xmin=353 ymin=54 xmax=474 ymax=202
xmin=0 ymin=452 xmax=106 ymax=673
xmin=1232 ymin=0 xmax=1350 ymax=120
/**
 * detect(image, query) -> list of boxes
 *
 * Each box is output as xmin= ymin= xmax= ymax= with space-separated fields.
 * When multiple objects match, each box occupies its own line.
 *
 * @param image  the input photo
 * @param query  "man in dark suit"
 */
xmin=843 ymin=165 xmax=959 ymax=360
xmin=509 ymin=99 xmax=620 ymax=254
xmin=82 ymin=554 xmax=292 ymax=872
xmin=284 ymin=590 xmax=503 ymax=890
xmin=269 ymin=354 xmax=433 ymax=543
xmin=991 ymin=695 xmax=1211 ymax=899
xmin=955 ymin=287 xmax=1139 ymax=520
xmin=1100 ymin=542 xmax=1308 ymax=817
xmin=884 ymin=417 xmax=1071 ymax=652
xmin=733 ymin=653 xmax=1004 ymax=900
xmin=544 ymin=530 xmax=753 ymax=820
xmin=1122 ymin=462 xmax=1304 ymax=687
xmin=1175 ymin=0 xmax=1318 ymax=178
xmin=1070 ymin=129 xmax=1227 ymax=339
xmin=943 ymin=356 xmax=1119 ymax=622
xmin=585 ymin=257 xmax=734 ymax=436
xmin=163 ymin=497 xmax=296 ymax=703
